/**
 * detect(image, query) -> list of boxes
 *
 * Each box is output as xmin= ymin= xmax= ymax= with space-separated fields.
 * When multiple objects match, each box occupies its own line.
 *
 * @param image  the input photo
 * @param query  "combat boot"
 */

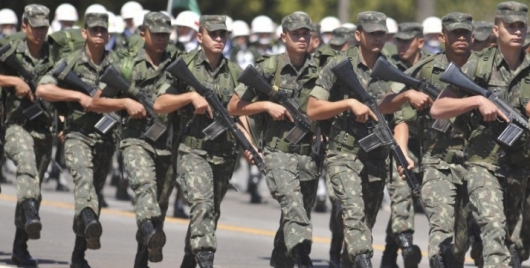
xmin=140 ymin=218 xmax=166 ymax=263
xmin=509 ymin=244 xmax=522 ymax=268
xmin=354 ymin=254 xmax=373 ymax=268
xmin=11 ymin=228 xmax=38 ymax=267
xmin=380 ymin=233 xmax=399 ymax=268
xmin=293 ymin=243 xmax=313 ymax=268
xmin=430 ymin=242 xmax=455 ymax=268
xmin=180 ymin=253 xmax=197 ymax=268
xmin=21 ymin=199 xmax=41 ymax=239
xmin=134 ymin=242 xmax=149 ymax=268
xmin=329 ymin=233 xmax=343 ymax=268
xmin=70 ymin=236 xmax=90 ymax=268
xmin=270 ymin=246 xmax=295 ymax=268
xmin=80 ymin=208 xmax=102 ymax=250
xmin=195 ymin=250 xmax=214 ymax=268
xmin=395 ymin=232 xmax=422 ymax=268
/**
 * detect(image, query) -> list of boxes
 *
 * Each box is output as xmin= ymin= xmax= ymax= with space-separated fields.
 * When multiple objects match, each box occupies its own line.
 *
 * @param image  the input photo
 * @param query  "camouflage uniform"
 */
xmin=170 ymin=16 xmax=241 ymax=261
xmin=235 ymin=13 xmax=319 ymax=266
xmin=310 ymin=12 xmax=391 ymax=263
xmin=450 ymin=4 xmax=530 ymax=266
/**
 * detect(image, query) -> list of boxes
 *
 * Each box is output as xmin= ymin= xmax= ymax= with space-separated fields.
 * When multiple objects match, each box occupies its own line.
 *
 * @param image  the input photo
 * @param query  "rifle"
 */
xmin=330 ymin=59 xmax=429 ymax=221
xmin=99 ymin=66 xmax=166 ymax=142
xmin=166 ymin=58 xmax=268 ymax=176
xmin=0 ymin=44 xmax=45 ymax=120
xmin=237 ymin=65 xmax=312 ymax=144
xmin=52 ymin=61 xmax=120 ymax=135
xmin=440 ymin=62 xmax=530 ymax=147
xmin=371 ymin=56 xmax=451 ymax=132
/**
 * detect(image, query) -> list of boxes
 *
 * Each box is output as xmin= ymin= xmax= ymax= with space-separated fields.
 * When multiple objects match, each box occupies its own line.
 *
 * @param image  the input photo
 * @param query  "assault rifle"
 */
xmin=0 ymin=44 xmax=45 ymax=120
xmin=440 ymin=62 xmax=530 ymax=147
xmin=331 ymin=59 xmax=429 ymax=220
xmin=166 ymin=58 xmax=267 ymax=175
xmin=237 ymin=65 xmax=312 ymax=144
xmin=99 ymin=66 xmax=166 ymax=142
xmin=371 ymin=56 xmax=451 ymax=132
xmin=52 ymin=61 xmax=120 ymax=134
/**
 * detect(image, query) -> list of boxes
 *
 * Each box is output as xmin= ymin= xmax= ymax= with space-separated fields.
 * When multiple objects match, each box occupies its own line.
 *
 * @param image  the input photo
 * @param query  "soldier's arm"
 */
xmin=0 ymin=73 xmax=33 ymax=101
xmin=430 ymin=86 xmax=487 ymax=119
xmin=36 ymin=70 xmax=90 ymax=104
xmin=91 ymin=88 xmax=146 ymax=120
xmin=378 ymin=89 xmax=431 ymax=114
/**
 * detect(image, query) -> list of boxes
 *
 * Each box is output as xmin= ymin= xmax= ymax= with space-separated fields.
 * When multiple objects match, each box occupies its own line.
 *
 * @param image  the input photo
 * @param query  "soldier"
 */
xmin=36 ymin=12 xmax=118 ymax=268
xmin=228 ymin=12 xmax=319 ymax=267
xmin=0 ymin=4 xmax=55 ymax=266
xmin=154 ymin=15 xmax=242 ymax=268
xmin=91 ymin=11 xmax=176 ymax=267
xmin=472 ymin=21 xmax=496 ymax=52
xmin=431 ymin=2 xmax=530 ymax=267
xmin=0 ymin=8 xmax=19 ymax=38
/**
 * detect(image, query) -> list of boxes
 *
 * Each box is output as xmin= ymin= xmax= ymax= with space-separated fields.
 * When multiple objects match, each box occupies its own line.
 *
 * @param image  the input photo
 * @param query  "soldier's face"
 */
xmin=494 ymin=20 xmax=527 ymax=49
xmin=198 ymin=29 xmax=227 ymax=54
xmin=281 ymin=28 xmax=311 ymax=54
xmin=22 ymin=23 xmax=48 ymax=46
xmin=142 ymin=29 xmax=170 ymax=53
xmin=396 ymin=37 xmax=424 ymax=62
xmin=440 ymin=29 xmax=472 ymax=55
xmin=83 ymin=26 xmax=109 ymax=48
xmin=355 ymin=30 xmax=385 ymax=53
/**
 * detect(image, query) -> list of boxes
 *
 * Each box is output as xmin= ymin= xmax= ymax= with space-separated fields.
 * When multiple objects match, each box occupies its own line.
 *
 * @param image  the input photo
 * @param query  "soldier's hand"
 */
xmin=348 ymin=99 xmax=377 ymax=123
xmin=125 ymin=99 xmax=146 ymax=119
xmin=14 ymin=78 xmax=34 ymax=102
xmin=78 ymin=95 xmax=93 ymax=111
xmin=396 ymin=156 xmax=414 ymax=179
xmin=406 ymin=90 xmax=432 ymax=110
xmin=243 ymin=150 xmax=262 ymax=165
xmin=191 ymin=92 xmax=213 ymax=118
xmin=477 ymin=96 xmax=509 ymax=122
xmin=57 ymin=131 xmax=65 ymax=143
xmin=266 ymin=102 xmax=294 ymax=122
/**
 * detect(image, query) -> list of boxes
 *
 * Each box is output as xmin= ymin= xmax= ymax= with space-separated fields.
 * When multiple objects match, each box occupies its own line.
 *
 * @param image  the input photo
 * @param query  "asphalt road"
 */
xmin=0 ymin=158 xmax=527 ymax=268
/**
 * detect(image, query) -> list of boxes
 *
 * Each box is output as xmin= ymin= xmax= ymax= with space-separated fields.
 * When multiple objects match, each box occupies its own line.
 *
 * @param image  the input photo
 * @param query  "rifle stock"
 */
xmin=440 ymin=62 xmax=530 ymax=147
xmin=166 ymin=58 xmax=268 ymax=176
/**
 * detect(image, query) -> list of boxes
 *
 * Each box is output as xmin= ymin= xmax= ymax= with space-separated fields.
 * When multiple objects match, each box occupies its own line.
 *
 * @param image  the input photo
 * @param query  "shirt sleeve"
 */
xmin=310 ymin=58 xmax=338 ymax=101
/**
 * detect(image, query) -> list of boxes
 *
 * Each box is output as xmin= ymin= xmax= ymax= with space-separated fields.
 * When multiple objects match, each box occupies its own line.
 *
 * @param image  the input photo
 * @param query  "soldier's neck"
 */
xmin=204 ymin=50 xmax=221 ymax=70
xmin=357 ymin=46 xmax=378 ymax=70
xmin=498 ymin=44 xmax=522 ymax=71
xmin=26 ymin=41 xmax=42 ymax=59
xmin=445 ymin=50 xmax=470 ymax=67
xmin=287 ymin=50 xmax=306 ymax=68
xmin=85 ymin=45 xmax=104 ymax=65
xmin=405 ymin=52 xmax=421 ymax=68
xmin=145 ymin=49 xmax=163 ymax=67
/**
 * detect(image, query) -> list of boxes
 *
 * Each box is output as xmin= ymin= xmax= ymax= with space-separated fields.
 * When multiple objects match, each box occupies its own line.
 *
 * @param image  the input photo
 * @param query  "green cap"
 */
xmin=496 ymin=1 xmax=528 ymax=23
xmin=329 ymin=27 xmax=353 ymax=46
xmin=85 ymin=13 xmax=108 ymax=29
xmin=441 ymin=12 xmax=473 ymax=31
xmin=357 ymin=11 xmax=387 ymax=33
xmin=282 ymin=12 xmax=312 ymax=32
xmin=394 ymin=22 xmax=423 ymax=40
xmin=472 ymin=21 xmax=494 ymax=41
xmin=143 ymin=12 xmax=172 ymax=34
xmin=23 ymin=4 xmax=50 ymax=27
xmin=200 ymin=15 xmax=227 ymax=31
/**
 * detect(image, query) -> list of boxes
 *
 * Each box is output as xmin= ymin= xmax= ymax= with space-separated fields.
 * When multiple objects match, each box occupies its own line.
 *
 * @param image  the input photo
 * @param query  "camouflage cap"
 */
xmin=200 ymin=15 xmax=227 ymax=32
xmin=496 ymin=1 xmax=528 ymax=24
xmin=23 ymin=4 xmax=50 ymax=27
xmin=85 ymin=13 xmax=109 ymax=29
xmin=329 ymin=27 xmax=352 ymax=46
xmin=282 ymin=12 xmax=312 ymax=32
xmin=357 ymin=11 xmax=387 ymax=33
xmin=472 ymin=21 xmax=494 ymax=41
xmin=143 ymin=12 xmax=172 ymax=34
xmin=394 ymin=22 xmax=423 ymax=40
xmin=441 ymin=12 xmax=473 ymax=32
xmin=311 ymin=23 xmax=321 ymax=34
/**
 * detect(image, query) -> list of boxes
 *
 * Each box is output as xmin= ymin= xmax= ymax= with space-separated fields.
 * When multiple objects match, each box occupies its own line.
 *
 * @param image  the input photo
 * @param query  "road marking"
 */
xmin=0 ymin=194 xmax=474 ymax=261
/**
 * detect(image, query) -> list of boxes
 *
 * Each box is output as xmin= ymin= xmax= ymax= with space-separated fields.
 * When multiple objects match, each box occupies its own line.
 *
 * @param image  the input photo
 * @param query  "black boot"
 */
xmin=11 ymin=228 xmax=38 ymax=267
xmin=354 ymin=254 xmax=373 ymax=268
xmin=195 ymin=250 xmax=214 ymax=268
xmin=21 ymin=199 xmax=41 ymax=240
xmin=270 ymin=244 xmax=295 ymax=268
xmin=134 ymin=242 xmax=149 ymax=268
xmin=380 ymin=234 xmax=399 ymax=268
xmin=395 ymin=232 xmax=422 ymax=268
xmin=115 ymin=180 xmax=131 ymax=201
xmin=293 ymin=243 xmax=313 ymax=268
xmin=180 ymin=253 xmax=197 ymax=268
xmin=80 ymin=208 xmax=102 ymax=250
xmin=70 ymin=236 xmax=90 ymax=268
xmin=509 ymin=245 xmax=522 ymax=268
xmin=430 ymin=242 xmax=455 ymax=268
xmin=140 ymin=219 xmax=166 ymax=263
xmin=329 ymin=233 xmax=343 ymax=268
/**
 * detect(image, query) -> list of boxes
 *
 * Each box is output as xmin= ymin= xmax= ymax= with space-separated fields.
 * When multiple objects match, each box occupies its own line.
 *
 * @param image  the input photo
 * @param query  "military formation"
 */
xmin=0 ymin=1 xmax=529 ymax=268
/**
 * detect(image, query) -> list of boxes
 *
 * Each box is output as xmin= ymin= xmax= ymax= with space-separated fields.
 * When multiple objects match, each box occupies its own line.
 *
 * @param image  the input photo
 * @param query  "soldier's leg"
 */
xmin=504 ymin=175 xmax=527 ymax=267
xmin=453 ymin=184 xmax=470 ymax=267
xmin=325 ymin=166 xmax=344 ymax=268
xmin=466 ymin=165 xmax=511 ymax=267
xmin=515 ymin=178 xmax=530 ymax=263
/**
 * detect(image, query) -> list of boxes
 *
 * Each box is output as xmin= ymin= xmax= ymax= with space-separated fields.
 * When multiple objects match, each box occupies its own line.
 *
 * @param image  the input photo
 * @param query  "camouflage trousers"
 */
xmin=264 ymin=148 xmax=318 ymax=258
xmin=326 ymin=149 xmax=387 ymax=260
xmin=511 ymin=176 xmax=530 ymax=262
xmin=176 ymin=144 xmax=236 ymax=254
xmin=63 ymin=131 xmax=115 ymax=235
xmin=421 ymin=166 xmax=470 ymax=263
xmin=4 ymin=124 xmax=52 ymax=229
xmin=326 ymin=167 xmax=343 ymax=236
xmin=122 ymin=142 xmax=174 ymax=228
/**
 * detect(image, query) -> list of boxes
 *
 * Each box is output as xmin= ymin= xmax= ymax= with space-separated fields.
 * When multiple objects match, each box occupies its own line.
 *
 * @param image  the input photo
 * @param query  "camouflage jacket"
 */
xmin=313 ymin=44 xmax=339 ymax=69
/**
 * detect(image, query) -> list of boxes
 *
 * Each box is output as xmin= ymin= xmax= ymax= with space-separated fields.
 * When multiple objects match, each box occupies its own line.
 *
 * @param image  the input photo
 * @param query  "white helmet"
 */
xmin=134 ymin=10 xmax=150 ymax=30
xmin=342 ymin=22 xmax=356 ymax=29
xmin=55 ymin=3 xmax=78 ymax=22
xmin=386 ymin=17 xmax=398 ymax=34
xmin=251 ymin=15 xmax=274 ymax=33
xmin=121 ymin=1 xmax=143 ymax=20
xmin=225 ymin=16 xmax=233 ymax=32
xmin=231 ymin=20 xmax=250 ymax=38
xmin=0 ymin=8 xmax=18 ymax=25
xmin=320 ymin=16 xmax=341 ymax=33
xmin=422 ymin=16 xmax=442 ymax=34
xmin=174 ymin=11 xmax=200 ymax=32
xmin=85 ymin=4 xmax=107 ymax=18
